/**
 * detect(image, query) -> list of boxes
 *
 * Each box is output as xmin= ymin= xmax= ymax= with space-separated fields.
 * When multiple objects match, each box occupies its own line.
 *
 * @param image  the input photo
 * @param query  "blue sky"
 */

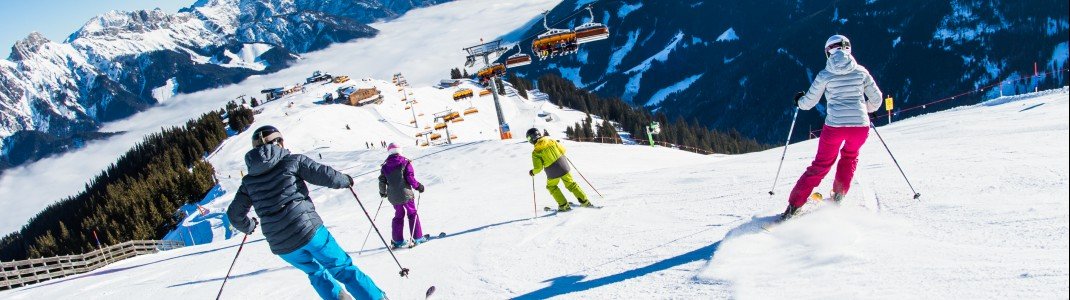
xmin=0 ymin=0 xmax=192 ymax=58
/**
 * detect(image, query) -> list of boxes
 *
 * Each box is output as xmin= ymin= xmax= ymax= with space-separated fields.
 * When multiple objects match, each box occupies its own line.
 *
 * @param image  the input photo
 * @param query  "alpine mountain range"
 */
xmin=0 ymin=0 xmax=448 ymax=171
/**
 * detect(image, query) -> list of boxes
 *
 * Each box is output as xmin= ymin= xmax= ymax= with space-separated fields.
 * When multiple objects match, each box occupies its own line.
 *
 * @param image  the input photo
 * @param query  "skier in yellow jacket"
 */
xmin=526 ymin=128 xmax=592 ymax=211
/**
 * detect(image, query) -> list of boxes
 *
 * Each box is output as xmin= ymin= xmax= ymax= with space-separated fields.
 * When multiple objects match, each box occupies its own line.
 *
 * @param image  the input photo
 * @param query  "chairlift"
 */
xmin=453 ymin=88 xmax=474 ymax=101
xmin=477 ymin=64 xmax=507 ymax=84
xmin=505 ymin=45 xmax=532 ymax=68
xmin=575 ymin=5 xmax=610 ymax=44
xmin=531 ymin=11 xmax=578 ymax=60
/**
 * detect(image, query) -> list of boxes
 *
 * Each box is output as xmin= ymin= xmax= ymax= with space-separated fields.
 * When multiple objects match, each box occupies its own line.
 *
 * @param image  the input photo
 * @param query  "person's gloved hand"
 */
xmin=416 ymin=184 xmax=426 ymax=193
xmin=379 ymin=190 xmax=387 ymax=198
xmin=246 ymin=217 xmax=259 ymax=235
xmin=528 ymin=170 xmax=535 ymax=176
xmin=347 ymin=175 xmax=355 ymax=187
xmin=793 ymin=92 xmax=805 ymax=106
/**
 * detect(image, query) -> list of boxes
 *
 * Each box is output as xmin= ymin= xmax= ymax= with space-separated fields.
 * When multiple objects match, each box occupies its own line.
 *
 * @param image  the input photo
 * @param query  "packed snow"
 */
xmin=2 ymin=81 xmax=1065 ymax=298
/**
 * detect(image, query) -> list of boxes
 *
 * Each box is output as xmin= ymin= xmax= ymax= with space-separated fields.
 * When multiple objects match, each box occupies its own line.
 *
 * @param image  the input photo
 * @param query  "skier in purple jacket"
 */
xmin=378 ymin=143 xmax=427 ymax=248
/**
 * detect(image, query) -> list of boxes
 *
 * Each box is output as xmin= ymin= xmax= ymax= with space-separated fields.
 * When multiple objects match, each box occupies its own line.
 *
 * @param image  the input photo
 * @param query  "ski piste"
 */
xmin=761 ymin=192 xmax=825 ymax=232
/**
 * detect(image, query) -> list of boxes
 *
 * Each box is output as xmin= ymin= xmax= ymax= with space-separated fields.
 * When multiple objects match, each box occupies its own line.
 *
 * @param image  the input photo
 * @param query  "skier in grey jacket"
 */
xmin=782 ymin=35 xmax=884 ymax=221
xmin=228 ymin=125 xmax=384 ymax=300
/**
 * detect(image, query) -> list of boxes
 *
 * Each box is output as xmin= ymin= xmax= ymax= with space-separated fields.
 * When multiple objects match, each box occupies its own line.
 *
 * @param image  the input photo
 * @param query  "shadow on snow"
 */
xmin=512 ymin=241 xmax=722 ymax=300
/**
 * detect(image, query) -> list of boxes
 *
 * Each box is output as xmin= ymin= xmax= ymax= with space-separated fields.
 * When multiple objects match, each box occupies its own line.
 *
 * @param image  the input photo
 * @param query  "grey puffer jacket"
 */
xmin=378 ymin=154 xmax=421 ymax=206
xmin=798 ymin=50 xmax=883 ymax=127
xmin=227 ymin=144 xmax=353 ymax=254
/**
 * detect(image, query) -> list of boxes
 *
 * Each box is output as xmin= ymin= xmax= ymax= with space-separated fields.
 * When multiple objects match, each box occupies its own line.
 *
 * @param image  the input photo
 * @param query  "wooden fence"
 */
xmin=0 ymin=240 xmax=184 ymax=291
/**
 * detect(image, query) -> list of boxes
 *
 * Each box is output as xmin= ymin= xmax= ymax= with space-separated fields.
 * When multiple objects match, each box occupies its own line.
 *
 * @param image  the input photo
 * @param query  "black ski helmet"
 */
xmin=526 ymin=128 xmax=542 ymax=144
xmin=252 ymin=125 xmax=283 ymax=147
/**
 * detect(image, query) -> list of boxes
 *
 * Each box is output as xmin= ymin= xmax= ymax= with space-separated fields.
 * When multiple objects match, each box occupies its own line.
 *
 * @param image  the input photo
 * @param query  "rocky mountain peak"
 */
xmin=8 ymin=32 xmax=51 ymax=61
xmin=68 ymin=9 xmax=193 ymax=40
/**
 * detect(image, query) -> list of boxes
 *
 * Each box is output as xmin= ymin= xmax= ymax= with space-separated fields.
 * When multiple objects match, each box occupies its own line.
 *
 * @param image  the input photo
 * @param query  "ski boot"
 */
xmin=412 ymin=235 xmax=429 ymax=246
xmin=557 ymin=203 xmax=573 ymax=212
xmin=778 ymin=204 xmax=801 ymax=222
xmin=391 ymin=240 xmax=408 ymax=249
xmin=578 ymin=198 xmax=595 ymax=208
xmin=830 ymin=192 xmax=845 ymax=205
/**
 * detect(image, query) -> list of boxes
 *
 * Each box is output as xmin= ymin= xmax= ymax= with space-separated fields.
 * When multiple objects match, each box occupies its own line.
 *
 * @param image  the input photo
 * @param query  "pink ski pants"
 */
xmin=788 ymin=125 xmax=869 ymax=208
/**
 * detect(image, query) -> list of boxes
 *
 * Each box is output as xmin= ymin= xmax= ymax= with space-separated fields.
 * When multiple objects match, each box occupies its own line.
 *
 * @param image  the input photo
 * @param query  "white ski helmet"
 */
xmin=824 ymin=35 xmax=852 ymax=58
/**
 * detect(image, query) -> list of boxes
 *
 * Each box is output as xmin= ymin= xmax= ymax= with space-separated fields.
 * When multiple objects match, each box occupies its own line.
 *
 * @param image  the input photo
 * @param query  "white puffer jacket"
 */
xmin=798 ymin=50 xmax=883 ymax=127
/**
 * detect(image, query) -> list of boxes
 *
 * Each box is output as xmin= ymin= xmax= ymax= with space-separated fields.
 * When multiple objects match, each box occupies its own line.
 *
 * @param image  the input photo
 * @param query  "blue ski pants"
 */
xmin=279 ymin=226 xmax=384 ymax=300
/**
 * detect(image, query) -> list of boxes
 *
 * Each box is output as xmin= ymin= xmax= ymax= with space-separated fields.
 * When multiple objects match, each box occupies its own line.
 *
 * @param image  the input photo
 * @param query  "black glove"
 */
xmin=416 ymin=184 xmax=425 ymax=193
xmin=347 ymin=175 xmax=355 ymax=187
xmin=379 ymin=191 xmax=387 ymax=198
xmin=793 ymin=92 xmax=805 ymax=106
xmin=528 ymin=170 xmax=535 ymax=176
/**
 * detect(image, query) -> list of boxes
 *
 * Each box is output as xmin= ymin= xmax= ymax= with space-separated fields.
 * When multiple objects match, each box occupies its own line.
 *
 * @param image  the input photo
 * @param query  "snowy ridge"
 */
xmin=0 ymin=0 xmax=447 ymax=168
xmin=1 ymin=81 xmax=1065 ymax=298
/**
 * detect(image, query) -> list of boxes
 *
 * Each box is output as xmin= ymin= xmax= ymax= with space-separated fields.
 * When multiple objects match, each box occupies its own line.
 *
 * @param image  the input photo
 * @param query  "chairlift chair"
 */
xmin=505 ymin=45 xmax=532 ymax=68
xmin=575 ymin=5 xmax=610 ymax=44
xmin=531 ymin=11 xmax=578 ymax=60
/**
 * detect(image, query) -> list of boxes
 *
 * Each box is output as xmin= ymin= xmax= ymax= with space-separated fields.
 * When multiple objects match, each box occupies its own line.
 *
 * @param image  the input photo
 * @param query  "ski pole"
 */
xmin=349 ymin=187 xmax=410 ymax=277
xmin=768 ymin=107 xmax=800 ymax=196
xmin=869 ymin=123 xmax=922 ymax=200
xmin=409 ymin=192 xmax=422 ymax=241
xmin=216 ymin=234 xmax=249 ymax=300
xmin=531 ymin=176 xmax=537 ymax=219
xmin=357 ymin=197 xmax=386 ymax=255
xmin=564 ymin=157 xmax=604 ymax=199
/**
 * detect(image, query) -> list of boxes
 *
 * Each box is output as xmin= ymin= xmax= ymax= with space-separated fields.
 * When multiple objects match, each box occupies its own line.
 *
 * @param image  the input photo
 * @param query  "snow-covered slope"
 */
xmin=2 ymin=86 xmax=1065 ymax=298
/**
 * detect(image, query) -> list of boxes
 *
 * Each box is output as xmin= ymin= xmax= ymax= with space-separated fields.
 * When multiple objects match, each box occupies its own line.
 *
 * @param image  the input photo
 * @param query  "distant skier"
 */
xmin=378 ymin=143 xmax=427 ymax=248
xmin=227 ymin=126 xmax=385 ymax=300
xmin=527 ymin=128 xmax=592 ymax=211
xmin=781 ymin=34 xmax=883 ymax=221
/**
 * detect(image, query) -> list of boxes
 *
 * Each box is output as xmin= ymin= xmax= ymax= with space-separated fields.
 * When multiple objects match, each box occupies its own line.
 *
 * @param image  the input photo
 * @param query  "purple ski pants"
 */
xmin=391 ymin=200 xmax=422 ymax=243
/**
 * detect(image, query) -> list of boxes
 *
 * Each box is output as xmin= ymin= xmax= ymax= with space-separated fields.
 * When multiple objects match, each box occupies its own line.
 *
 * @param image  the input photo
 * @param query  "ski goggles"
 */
xmin=825 ymin=41 xmax=851 ymax=58
xmin=254 ymin=131 xmax=283 ymax=147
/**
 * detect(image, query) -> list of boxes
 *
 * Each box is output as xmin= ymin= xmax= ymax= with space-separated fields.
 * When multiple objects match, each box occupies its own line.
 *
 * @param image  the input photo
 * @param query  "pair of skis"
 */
xmin=543 ymin=201 xmax=604 ymax=212
xmin=392 ymin=232 xmax=448 ymax=249
xmin=761 ymin=192 xmax=826 ymax=232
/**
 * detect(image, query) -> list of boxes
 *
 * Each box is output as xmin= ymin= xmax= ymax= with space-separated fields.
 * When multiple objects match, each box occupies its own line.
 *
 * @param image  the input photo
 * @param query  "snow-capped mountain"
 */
xmin=510 ymin=0 xmax=1069 ymax=143
xmin=0 ymin=0 xmax=448 ymax=170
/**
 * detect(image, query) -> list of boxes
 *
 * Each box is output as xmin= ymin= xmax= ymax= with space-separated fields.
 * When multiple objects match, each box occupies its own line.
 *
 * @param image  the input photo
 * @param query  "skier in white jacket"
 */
xmin=782 ymin=34 xmax=884 ymax=220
